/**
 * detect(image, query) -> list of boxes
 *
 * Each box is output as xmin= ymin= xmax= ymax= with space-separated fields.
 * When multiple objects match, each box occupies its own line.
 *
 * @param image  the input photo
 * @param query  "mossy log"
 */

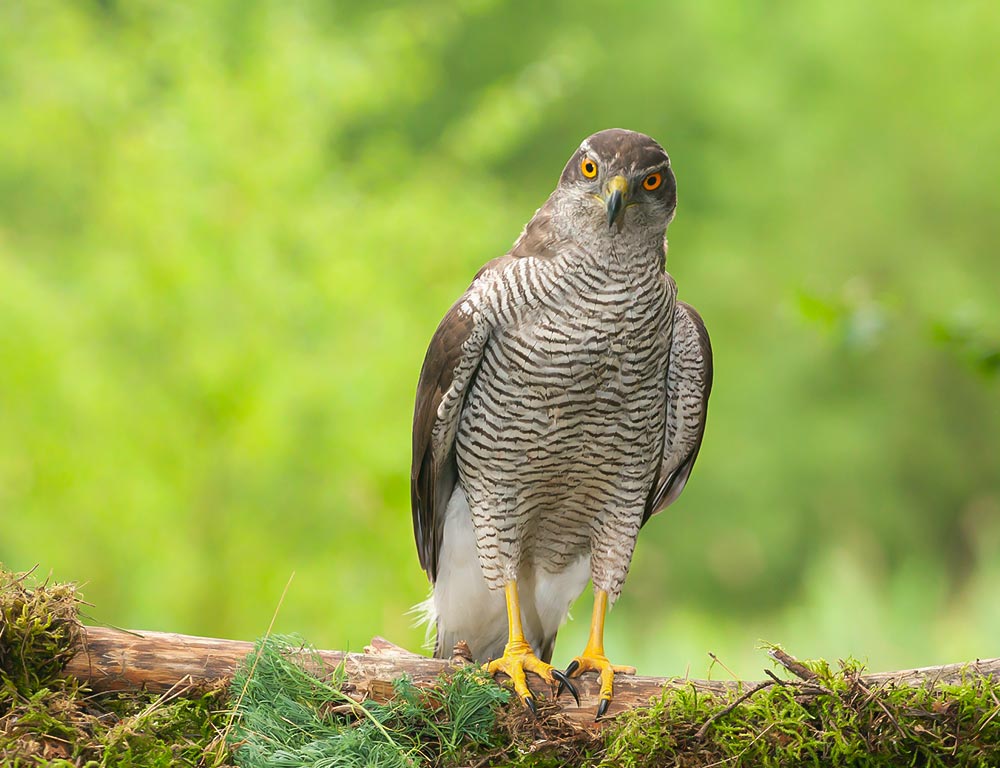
xmin=64 ymin=625 xmax=1000 ymax=723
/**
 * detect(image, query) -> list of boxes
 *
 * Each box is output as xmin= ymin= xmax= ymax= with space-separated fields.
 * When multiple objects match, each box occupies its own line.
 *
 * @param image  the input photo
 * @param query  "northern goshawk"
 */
xmin=411 ymin=129 xmax=712 ymax=718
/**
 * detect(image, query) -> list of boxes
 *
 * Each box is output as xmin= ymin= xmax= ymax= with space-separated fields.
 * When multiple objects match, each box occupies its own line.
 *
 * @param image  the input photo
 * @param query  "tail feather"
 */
xmin=406 ymin=592 xmax=438 ymax=655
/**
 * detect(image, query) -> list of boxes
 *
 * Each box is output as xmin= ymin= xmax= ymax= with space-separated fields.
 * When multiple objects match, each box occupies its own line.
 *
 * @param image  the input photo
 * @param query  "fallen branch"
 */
xmin=62 ymin=625 xmax=1000 ymax=723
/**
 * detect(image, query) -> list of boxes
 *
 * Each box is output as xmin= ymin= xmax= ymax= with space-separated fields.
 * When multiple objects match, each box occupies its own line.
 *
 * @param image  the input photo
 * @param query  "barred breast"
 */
xmin=455 ymin=250 xmax=673 ymax=600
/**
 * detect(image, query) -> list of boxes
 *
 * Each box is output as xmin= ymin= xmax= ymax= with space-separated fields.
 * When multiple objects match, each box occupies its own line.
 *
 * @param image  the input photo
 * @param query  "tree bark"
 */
xmin=63 ymin=625 xmax=1000 ymax=723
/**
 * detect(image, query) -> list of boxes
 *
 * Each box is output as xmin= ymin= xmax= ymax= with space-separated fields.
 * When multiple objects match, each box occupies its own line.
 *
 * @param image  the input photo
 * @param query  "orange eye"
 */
xmin=643 ymin=172 xmax=662 ymax=191
xmin=581 ymin=157 xmax=598 ymax=178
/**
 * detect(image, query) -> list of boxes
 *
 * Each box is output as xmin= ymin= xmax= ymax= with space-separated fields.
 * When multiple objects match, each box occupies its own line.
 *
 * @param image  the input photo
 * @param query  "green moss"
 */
xmin=0 ymin=565 xmax=233 ymax=767
xmin=0 ymin=568 xmax=80 ymax=694
xmin=599 ymin=659 xmax=1000 ymax=768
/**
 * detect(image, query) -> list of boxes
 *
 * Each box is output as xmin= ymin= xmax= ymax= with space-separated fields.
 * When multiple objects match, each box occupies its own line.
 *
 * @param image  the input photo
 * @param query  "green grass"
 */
xmin=229 ymin=636 xmax=511 ymax=768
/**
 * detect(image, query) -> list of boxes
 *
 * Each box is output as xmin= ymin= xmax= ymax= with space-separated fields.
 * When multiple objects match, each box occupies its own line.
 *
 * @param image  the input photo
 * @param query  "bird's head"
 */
xmin=555 ymin=129 xmax=677 ymax=238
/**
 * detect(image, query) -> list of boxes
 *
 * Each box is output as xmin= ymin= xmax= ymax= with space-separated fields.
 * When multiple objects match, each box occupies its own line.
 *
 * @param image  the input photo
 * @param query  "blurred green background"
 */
xmin=2 ymin=1 xmax=998 ymax=679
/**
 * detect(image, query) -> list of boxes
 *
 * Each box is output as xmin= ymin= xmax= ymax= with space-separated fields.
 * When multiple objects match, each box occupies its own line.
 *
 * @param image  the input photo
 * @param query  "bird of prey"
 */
xmin=411 ymin=129 xmax=712 ymax=718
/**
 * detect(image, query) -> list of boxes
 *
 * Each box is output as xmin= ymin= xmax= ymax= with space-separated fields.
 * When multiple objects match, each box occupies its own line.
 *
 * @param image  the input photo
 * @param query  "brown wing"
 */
xmin=412 ymin=201 xmax=560 ymax=580
xmin=412 ymin=300 xmax=477 ymax=581
xmin=642 ymin=299 xmax=713 ymax=525
xmin=411 ymin=262 xmax=509 ymax=581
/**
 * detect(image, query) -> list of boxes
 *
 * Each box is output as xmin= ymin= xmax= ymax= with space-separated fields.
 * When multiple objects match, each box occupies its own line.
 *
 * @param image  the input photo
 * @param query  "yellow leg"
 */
xmin=484 ymin=580 xmax=577 ymax=713
xmin=564 ymin=589 xmax=636 ymax=719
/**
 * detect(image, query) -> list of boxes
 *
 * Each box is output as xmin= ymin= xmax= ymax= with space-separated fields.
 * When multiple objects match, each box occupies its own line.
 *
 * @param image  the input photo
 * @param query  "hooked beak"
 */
xmin=605 ymin=175 xmax=628 ymax=229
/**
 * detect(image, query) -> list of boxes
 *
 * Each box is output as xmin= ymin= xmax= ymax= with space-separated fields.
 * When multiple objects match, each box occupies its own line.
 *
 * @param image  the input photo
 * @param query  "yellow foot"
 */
xmin=485 ymin=640 xmax=579 ymax=714
xmin=563 ymin=653 xmax=637 ymax=719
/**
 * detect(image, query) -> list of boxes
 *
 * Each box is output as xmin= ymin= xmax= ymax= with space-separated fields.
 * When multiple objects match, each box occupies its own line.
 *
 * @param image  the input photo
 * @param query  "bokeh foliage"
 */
xmin=1 ymin=1 xmax=998 ymax=677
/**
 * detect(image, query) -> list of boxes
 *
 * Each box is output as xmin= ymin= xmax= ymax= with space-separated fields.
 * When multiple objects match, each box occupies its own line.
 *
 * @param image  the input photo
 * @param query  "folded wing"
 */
xmin=411 ymin=259 xmax=515 ymax=581
xmin=643 ymin=300 xmax=713 ymax=523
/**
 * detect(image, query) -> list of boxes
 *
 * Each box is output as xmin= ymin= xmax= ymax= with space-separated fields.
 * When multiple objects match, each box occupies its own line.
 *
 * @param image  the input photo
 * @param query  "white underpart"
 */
xmin=528 ymin=550 xmax=591 ymax=651
xmin=429 ymin=485 xmax=591 ymax=662
xmin=430 ymin=488 xmax=506 ymax=660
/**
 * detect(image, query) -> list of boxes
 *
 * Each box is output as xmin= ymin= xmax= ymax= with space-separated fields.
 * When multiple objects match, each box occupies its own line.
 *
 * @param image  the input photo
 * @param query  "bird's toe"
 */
xmin=485 ymin=640 xmax=564 ymax=714
xmin=563 ymin=652 xmax=634 ymax=720
xmin=552 ymin=668 xmax=581 ymax=706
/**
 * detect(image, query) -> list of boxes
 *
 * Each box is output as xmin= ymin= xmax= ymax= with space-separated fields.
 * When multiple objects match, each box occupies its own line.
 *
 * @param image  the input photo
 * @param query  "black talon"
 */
xmin=564 ymin=659 xmax=580 ymax=677
xmin=524 ymin=695 xmax=538 ymax=717
xmin=552 ymin=669 xmax=580 ymax=707
xmin=595 ymin=697 xmax=611 ymax=720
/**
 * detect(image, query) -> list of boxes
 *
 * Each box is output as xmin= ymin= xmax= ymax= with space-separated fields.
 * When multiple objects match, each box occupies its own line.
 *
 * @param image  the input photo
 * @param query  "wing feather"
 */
xmin=411 ymin=300 xmax=489 ymax=580
xmin=642 ymin=299 xmax=713 ymax=525
xmin=412 ymin=202 xmax=559 ymax=580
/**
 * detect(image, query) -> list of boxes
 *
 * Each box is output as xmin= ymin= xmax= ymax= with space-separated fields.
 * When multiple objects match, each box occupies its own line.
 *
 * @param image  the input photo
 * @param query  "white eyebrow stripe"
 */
xmin=634 ymin=161 xmax=671 ymax=177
